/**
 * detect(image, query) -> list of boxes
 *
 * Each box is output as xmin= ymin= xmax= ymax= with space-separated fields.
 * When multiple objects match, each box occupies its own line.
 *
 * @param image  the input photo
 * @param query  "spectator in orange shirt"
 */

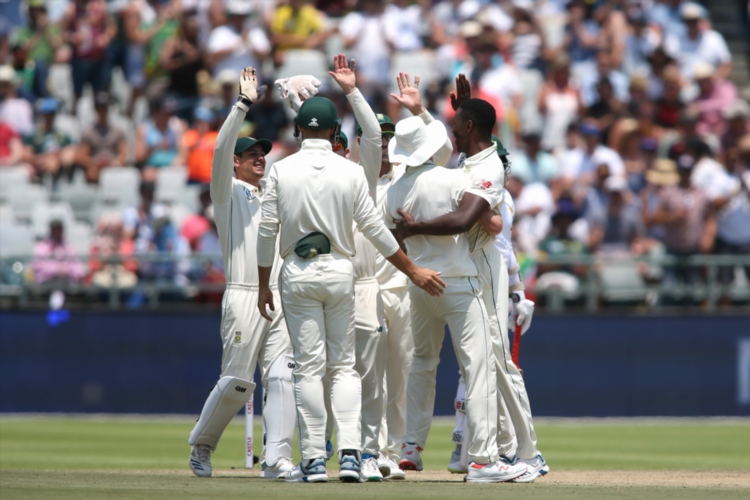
xmin=183 ymin=107 xmax=218 ymax=185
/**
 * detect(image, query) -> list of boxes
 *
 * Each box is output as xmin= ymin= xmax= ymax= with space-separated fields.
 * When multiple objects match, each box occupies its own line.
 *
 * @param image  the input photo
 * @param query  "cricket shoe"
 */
xmin=284 ymin=458 xmax=328 ymax=483
xmin=447 ymin=446 xmax=466 ymax=474
xmin=376 ymin=453 xmax=391 ymax=478
xmin=360 ymin=455 xmax=383 ymax=482
xmin=512 ymin=454 xmax=549 ymax=483
xmin=463 ymin=461 xmax=528 ymax=483
xmin=325 ymin=440 xmax=334 ymax=461
xmin=399 ymin=443 xmax=423 ymax=471
xmin=189 ymin=444 xmax=212 ymax=478
xmin=338 ymin=452 xmax=361 ymax=483
xmin=499 ymin=453 xmax=517 ymax=465
xmin=260 ymin=457 xmax=294 ymax=479
xmin=382 ymin=455 xmax=406 ymax=480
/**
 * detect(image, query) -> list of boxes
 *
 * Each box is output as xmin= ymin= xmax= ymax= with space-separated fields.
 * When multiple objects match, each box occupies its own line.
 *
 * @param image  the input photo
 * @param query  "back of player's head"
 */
xmin=458 ymin=98 xmax=496 ymax=138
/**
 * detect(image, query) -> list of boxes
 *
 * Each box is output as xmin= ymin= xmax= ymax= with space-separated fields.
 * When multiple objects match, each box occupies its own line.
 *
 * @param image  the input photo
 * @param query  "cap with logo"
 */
xmin=234 ymin=137 xmax=272 ymax=155
xmin=356 ymin=113 xmax=394 ymax=137
xmin=296 ymin=97 xmax=339 ymax=130
xmin=491 ymin=134 xmax=509 ymax=156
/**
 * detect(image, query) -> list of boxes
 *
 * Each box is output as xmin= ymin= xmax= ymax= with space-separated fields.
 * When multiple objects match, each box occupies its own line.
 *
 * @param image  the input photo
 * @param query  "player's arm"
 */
xmin=257 ymin=163 xmax=281 ymax=321
xmin=330 ymin=54 xmax=382 ymax=199
xmin=478 ymin=210 xmax=503 ymax=235
xmin=390 ymin=72 xmax=453 ymax=167
xmin=210 ymin=67 xmax=266 ymax=205
xmin=352 ymin=171 xmax=446 ymax=296
xmin=396 ymin=192 xmax=491 ymax=238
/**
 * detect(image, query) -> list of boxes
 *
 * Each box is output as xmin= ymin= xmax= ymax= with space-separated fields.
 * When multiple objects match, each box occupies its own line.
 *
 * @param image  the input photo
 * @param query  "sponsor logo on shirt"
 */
xmin=479 ymin=180 xmax=492 ymax=190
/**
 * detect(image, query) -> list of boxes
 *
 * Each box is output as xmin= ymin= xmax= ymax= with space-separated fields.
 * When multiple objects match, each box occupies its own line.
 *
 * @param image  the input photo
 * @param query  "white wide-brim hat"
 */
xmin=389 ymin=117 xmax=450 ymax=167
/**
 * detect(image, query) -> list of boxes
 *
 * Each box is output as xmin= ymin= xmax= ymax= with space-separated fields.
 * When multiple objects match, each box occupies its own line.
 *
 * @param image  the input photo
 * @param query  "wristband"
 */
xmin=237 ymin=98 xmax=252 ymax=111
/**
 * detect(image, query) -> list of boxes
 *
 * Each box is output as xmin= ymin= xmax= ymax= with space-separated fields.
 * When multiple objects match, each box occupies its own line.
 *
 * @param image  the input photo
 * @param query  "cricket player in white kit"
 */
xmin=256 ymin=96 xmax=445 ymax=483
xmin=448 ymin=140 xmax=546 ymax=482
xmin=393 ymin=75 xmax=546 ymax=481
xmin=382 ymin=116 xmax=528 ymax=483
xmin=188 ymin=68 xmax=295 ymax=479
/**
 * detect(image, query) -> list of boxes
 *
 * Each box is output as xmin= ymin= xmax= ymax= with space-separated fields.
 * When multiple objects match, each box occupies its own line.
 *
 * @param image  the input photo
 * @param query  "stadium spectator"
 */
xmin=652 ymin=153 xmax=715 ymax=293
xmin=0 ymin=120 xmax=23 ymax=167
xmin=538 ymin=54 xmax=582 ymax=152
xmin=22 ymin=98 xmax=75 ymax=184
xmin=622 ymin=6 xmax=660 ymax=76
xmin=688 ymin=64 xmax=737 ymax=138
xmin=578 ymin=49 xmax=630 ymax=109
xmin=270 ymin=0 xmax=332 ymax=65
xmin=653 ymin=66 xmax=684 ymax=129
xmin=585 ymin=76 xmax=628 ymax=141
xmin=76 ymin=92 xmax=128 ymax=184
xmin=384 ymin=0 xmax=425 ymax=52
xmin=244 ymin=80 xmax=290 ymax=143
xmin=561 ymin=119 xmax=625 ymax=189
xmin=180 ymin=185 xmax=212 ymax=251
xmin=111 ymin=0 xmax=175 ymax=118
xmin=12 ymin=0 xmax=62 ymax=99
xmin=123 ymin=182 xmax=163 ymax=246
xmin=89 ymin=212 xmax=138 ymax=290
xmin=137 ymin=210 xmax=191 ymax=290
xmin=641 ymin=158 xmax=678 ymax=244
xmin=62 ymin=0 xmax=115 ymax=115
xmin=135 ymin=97 xmax=185 ymax=182
xmin=510 ymin=132 xmax=561 ymax=187
xmin=0 ymin=64 xmax=33 ymax=136
xmin=663 ymin=2 xmax=732 ymax=81
xmin=720 ymin=101 xmax=750 ymax=154
xmin=563 ymin=0 xmax=600 ymax=76
xmin=184 ymin=107 xmax=218 ymax=185
xmin=142 ymin=0 xmax=179 ymax=84
xmin=206 ymin=0 xmax=270 ymax=78
xmin=508 ymin=2 xmax=545 ymax=72
xmin=160 ymin=9 xmax=205 ymax=123
xmin=339 ymin=0 xmax=392 ymax=109
xmin=32 ymin=219 xmax=85 ymax=285
xmin=588 ymin=176 xmax=644 ymax=255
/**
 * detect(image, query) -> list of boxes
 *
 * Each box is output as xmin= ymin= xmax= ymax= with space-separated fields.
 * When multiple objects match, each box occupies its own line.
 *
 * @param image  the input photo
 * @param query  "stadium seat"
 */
xmin=177 ymin=184 xmax=201 ymax=214
xmin=0 ymin=224 xmax=35 ymax=257
xmin=276 ymin=50 xmax=329 ymax=82
xmin=53 ymin=113 xmax=82 ymax=142
xmin=0 ymin=167 xmax=31 ymax=202
xmin=0 ymin=205 xmax=15 ymax=224
xmin=98 ymin=167 xmax=140 ymax=207
xmin=58 ymin=180 xmax=99 ymax=223
xmin=67 ymin=222 xmax=93 ymax=256
xmin=389 ymin=51 xmax=439 ymax=91
xmin=167 ymin=203 xmax=192 ymax=231
xmin=31 ymin=202 xmax=77 ymax=240
xmin=89 ymin=202 xmax=127 ymax=228
xmin=156 ymin=167 xmax=188 ymax=203
xmin=600 ymin=261 xmax=648 ymax=303
xmin=6 ymin=185 xmax=49 ymax=223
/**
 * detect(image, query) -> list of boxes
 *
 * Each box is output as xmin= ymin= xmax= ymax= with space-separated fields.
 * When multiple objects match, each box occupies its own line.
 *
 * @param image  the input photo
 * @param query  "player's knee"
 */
xmin=268 ymin=354 xmax=295 ymax=382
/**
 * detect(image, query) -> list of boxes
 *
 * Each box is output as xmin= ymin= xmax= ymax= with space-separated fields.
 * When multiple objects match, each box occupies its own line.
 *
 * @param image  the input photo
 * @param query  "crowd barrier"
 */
xmin=1 ymin=312 xmax=748 ymax=416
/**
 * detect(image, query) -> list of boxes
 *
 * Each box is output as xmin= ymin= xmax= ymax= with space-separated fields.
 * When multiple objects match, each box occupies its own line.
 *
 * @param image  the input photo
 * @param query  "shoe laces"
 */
xmin=194 ymin=445 xmax=211 ymax=462
xmin=363 ymin=457 xmax=379 ymax=472
xmin=277 ymin=457 xmax=293 ymax=468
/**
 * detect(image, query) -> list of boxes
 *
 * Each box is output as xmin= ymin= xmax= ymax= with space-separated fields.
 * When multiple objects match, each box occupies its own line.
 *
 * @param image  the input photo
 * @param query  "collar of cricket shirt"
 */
xmin=236 ymin=178 xmax=262 ymax=198
xmin=461 ymin=143 xmax=498 ymax=172
xmin=300 ymin=138 xmax=333 ymax=152
xmin=405 ymin=160 xmax=435 ymax=173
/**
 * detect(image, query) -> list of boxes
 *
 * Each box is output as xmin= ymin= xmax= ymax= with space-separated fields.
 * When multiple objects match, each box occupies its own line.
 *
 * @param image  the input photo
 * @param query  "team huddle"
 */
xmin=186 ymin=54 xmax=548 ymax=484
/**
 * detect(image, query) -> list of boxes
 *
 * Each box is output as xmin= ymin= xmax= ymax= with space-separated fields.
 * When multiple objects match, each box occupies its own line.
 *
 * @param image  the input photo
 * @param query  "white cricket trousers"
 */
xmin=219 ymin=284 xmax=294 ymax=463
xmin=354 ymin=278 xmax=386 ymax=456
xmin=471 ymin=245 xmax=539 ymax=460
xmin=378 ymin=286 xmax=413 ymax=461
xmin=404 ymin=277 xmax=499 ymax=465
xmin=280 ymin=252 xmax=362 ymax=460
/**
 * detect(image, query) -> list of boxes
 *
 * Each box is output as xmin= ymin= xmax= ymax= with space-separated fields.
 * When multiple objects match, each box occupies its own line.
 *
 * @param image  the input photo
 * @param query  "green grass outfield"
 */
xmin=1 ymin=416 xmax=749 ymax=499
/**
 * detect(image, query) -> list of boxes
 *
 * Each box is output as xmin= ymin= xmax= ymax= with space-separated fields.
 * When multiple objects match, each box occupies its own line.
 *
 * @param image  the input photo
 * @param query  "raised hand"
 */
xmin=328 ymin=53 xmax=357 ymax=95
xmin=275 ymin=75 xmax=321 ymax=112
xmin=390 ymin=72 xmax=423 ymax=115
xmin=239 ymin=67 xmax=267 ymax=105
xmin=449 ymin=73 xmax=471 ymax=111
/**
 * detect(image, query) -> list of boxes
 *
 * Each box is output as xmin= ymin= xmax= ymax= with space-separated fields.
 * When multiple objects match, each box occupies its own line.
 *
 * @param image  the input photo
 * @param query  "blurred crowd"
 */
xmin=1 ymin=0 xmax=749 ymax=307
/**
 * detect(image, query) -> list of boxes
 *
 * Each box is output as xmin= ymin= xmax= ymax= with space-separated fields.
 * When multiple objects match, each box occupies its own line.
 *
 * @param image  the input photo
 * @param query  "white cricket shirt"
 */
xmin=210 ymin=103 xmax=280 ymax=286
xmin=257 ymin=139 xmax=399 ymax=267
xmin=383 ymin=162 xmax=478 ymax=279
xmin=460 ymin=144 xmax=506 ymax=252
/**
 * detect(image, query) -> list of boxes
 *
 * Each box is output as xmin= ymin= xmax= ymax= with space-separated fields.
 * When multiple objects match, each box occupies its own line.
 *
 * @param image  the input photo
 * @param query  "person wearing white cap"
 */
xmin=382 ymin=116 xmax=528 ymax=483
xmin=187 ymin=68 xmax=295 ymax=481
xmin=257 ymin=92 xmax=445 ymax=483
xmin=392 ymin=74 xmax=547 ymax=482
xmin=663 ymin=2 xmax=731 ymax=81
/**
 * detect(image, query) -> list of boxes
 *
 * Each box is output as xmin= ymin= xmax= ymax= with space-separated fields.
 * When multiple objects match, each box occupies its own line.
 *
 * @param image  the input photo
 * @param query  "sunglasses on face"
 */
xmin=381 ymin=132 xmax=395 ymax=143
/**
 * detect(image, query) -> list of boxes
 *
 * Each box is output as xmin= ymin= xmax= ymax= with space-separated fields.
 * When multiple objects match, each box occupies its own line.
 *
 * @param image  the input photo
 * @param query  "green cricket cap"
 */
xmin=357 ymin=113 xmax=395 ymax=137
xmin=492 ymin=135 xmax=510 ymax=157
xmin=338 ymin=130 xmax=348 ymax=148
xmin=234 ymin=137 xmax=272 ymax=156
xmin=296 ymin=97 xmax=339 ymax=130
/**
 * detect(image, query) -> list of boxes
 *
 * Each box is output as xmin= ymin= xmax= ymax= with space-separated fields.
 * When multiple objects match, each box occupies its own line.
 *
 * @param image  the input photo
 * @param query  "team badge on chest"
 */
xmin=244 ymin=187 xmax=256 ymax=201
xmin=234 ymin=331 xmax=242 ymax=344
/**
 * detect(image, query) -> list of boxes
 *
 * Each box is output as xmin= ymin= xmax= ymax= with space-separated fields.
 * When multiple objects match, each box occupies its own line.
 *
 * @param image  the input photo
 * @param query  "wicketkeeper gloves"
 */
xmin=275 ymin=75 xmax=321 ymax=112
